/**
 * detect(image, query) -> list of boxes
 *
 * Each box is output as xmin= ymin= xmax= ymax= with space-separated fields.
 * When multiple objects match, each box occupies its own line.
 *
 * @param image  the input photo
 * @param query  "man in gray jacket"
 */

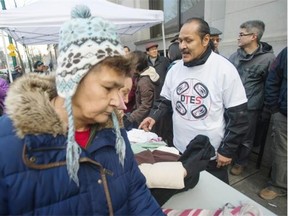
xmin=229 ymin=20 xmax=275 ymax=175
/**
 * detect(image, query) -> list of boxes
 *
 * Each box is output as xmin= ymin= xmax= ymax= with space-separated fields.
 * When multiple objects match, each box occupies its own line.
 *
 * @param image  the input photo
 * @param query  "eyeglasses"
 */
xmin=238 ymin=33 xmax=254 ymax=37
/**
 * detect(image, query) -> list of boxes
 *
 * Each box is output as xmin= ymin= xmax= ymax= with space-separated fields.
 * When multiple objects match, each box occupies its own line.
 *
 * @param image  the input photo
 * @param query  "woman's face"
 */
xmin=119 ymin=77 xmax=133 ymax=104
xmin=72 ymin=65 xmax=126 ymax=125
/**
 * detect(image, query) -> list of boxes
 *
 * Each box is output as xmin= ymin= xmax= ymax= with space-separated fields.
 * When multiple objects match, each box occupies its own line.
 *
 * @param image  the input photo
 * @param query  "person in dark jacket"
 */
xmin=159 ymin=41 xmax=182 ymax=147
xmin=123 ymin=51 xmax=160 ymax=130
xmin=259 ymin=47 xmax=287 ymax=200
xmin=146 ymin=42 xmax=170 ymax=99
xmin=0 ymin=5 xmax=164 ymax=215
xmin=11 ymin=65 xmax=23 ymax=81
xmin=229 ymin=20 xmax=275 ymax=176
xmin=146 ymin=42 xmax=171 ymax=144
xmin=209 ymin=27 xmax=222 ymax=54
xmin=167 ymin=41 xmax=182 ymax=65
xmin=139 ymin=18 xmax=248 ymax=184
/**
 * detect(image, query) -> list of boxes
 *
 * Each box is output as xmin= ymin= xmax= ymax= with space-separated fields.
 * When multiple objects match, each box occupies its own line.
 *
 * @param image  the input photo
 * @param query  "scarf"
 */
xmin=184 ymin=44 xmax=212 ymax=67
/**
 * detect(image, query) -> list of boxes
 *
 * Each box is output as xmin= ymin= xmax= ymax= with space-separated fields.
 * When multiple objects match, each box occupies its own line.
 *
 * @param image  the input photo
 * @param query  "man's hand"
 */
xmin=216 ymin=153 xmax=232 ymax=168
xmin=138 ymin=117 xmax=156 ymax=131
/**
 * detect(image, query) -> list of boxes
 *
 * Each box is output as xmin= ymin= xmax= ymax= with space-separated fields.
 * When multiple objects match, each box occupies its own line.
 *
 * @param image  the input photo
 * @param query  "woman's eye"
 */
xmin=105 ymin=87 xmax=112 ymax=91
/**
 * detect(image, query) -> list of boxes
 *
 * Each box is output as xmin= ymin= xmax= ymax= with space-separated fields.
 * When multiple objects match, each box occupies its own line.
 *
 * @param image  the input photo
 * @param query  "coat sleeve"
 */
xmin=217 ymin=103 xmax=249 ymax=157
xmin=0 ymin=78 xmax=9 ymax=99
xmin=129 ymin=77 xmax=155 ymax=124
xmin=264 ymin=47 xmax=287 ymax=113
xmin=0 ymin=165 xmax=8 ymax=214
xmin=149 ymin=96 xmax=172 ymax=121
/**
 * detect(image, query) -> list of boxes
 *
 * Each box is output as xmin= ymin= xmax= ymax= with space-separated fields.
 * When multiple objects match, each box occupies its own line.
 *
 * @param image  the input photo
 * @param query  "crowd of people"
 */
xmin=0 ymin=4 xmax=286 ymax=214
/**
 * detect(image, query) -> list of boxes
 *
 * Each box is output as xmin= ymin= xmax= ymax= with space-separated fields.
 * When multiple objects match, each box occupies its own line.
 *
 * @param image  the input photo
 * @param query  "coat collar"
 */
xmin=5 ymin=74 xmax=122 ymax=138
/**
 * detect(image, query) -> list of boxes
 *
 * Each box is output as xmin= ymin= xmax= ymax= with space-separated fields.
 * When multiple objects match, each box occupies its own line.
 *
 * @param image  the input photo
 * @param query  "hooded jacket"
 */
xmin=128 ymin=66 xmax=160 ymax=124
xmin=148 ymin=55 xmax=170 ymax=98
xmin=265 ymin=47 xmax=287 ymax=116
xmin=229 ymin=42 xmax=275 ymax=110
xmin=0 ymin=74 xmax=164 ymax=215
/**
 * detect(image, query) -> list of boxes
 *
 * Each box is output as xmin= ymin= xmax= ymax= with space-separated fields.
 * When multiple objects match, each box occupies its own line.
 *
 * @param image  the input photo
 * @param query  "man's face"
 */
xmin=237 ymin=28 xmax=255 ymax=48
xmin=37 ymin=64 xmax=45 ymax=72
xmin=72 ymin=65 xmax=126 ymax=125
xmin=124 ymin=47 xmax=130 ymax=55
xmin=146 ymin=46 xmax=158 ymax=58
xmin=178 ymin=21 xmax=210 ymax=63
xmin=210 ymin=35 xmax=221 ymax=50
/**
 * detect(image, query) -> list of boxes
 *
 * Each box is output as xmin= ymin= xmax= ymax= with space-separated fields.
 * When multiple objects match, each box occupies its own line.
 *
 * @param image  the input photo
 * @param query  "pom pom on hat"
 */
xmin=71 ymin=5 xmax=91 ymax=19
xmin=56 ymin=4 xmax=124 ymax=98
xmin=56 ymin=5 xmax=125 ymax=186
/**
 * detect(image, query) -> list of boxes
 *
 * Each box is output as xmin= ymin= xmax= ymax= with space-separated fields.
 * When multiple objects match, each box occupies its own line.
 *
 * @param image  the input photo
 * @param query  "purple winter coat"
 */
xmin=0 ymin=77 xmax=9 ymax=115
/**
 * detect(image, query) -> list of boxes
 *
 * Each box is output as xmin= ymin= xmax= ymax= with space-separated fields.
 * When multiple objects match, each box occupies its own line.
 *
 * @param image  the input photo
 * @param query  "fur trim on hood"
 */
xmin=4 ymin=74 xmax=122 ymax=138
xmin=5 ymin=74 xmax=65 ymax=138
xmin=140 ymin=66 xmax=160 ymax=83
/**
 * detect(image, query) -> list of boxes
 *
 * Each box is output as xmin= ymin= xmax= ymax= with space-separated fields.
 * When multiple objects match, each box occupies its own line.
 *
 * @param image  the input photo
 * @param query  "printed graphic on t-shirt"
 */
xmin=174 ymin=78 xmax=211 ymax=121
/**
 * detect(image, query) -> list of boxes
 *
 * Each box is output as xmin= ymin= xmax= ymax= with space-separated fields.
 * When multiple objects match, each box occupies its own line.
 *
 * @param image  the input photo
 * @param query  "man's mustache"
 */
xmin=181 ymin=49 xmax=190 ymax=54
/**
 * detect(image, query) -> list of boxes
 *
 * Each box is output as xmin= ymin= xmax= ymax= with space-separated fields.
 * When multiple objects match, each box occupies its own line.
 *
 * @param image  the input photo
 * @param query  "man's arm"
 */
xmin=149 ymin=96 xmax=172 ymax=121
xmin=217 ymin=102 xmax=249 ymax=158
xmin=138 ymin=96 xmax=171 ymax=131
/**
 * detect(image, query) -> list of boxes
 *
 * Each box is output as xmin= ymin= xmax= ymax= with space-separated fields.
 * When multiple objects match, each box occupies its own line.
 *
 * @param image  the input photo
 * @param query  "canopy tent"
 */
xmin=0 ymin=0 xmax=165 ymax=46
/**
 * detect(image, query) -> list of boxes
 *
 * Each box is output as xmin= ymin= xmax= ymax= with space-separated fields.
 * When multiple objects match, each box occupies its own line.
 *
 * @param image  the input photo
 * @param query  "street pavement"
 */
xmin=229 ymin=146 xmax=287 ymax=216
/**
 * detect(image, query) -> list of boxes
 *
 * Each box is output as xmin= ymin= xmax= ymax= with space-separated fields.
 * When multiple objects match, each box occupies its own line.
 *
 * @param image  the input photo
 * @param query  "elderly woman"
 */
xmin=0 ymin=5 xmax=164 ymax=215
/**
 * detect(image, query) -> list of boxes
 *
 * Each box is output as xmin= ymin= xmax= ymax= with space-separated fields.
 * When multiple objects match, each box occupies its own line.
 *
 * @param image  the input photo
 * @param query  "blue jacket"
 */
xmin=265 ymin=47 xmax=287 ymax=116
xmin=0 ymin=74 xmax=164 ymax=215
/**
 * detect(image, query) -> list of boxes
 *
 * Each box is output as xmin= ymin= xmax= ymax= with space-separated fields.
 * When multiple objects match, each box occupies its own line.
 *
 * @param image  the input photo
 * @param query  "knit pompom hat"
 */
xmin=56 ymin=5 xmax=125 ymax=186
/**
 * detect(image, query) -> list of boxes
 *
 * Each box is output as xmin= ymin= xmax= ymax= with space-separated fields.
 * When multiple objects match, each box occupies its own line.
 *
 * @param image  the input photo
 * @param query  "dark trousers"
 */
xmin=234 ymin=110 xmax=260 ymax=166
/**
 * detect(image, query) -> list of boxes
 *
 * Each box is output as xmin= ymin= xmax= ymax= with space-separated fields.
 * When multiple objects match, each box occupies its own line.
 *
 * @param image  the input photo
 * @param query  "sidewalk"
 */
xmin=229 ymin=152 xmax=287 ymax=216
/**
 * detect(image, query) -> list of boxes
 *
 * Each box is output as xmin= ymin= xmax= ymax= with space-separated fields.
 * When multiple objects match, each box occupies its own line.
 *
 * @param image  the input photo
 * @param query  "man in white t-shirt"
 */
xmin=139 ymin=18 xmax=248 ymax=184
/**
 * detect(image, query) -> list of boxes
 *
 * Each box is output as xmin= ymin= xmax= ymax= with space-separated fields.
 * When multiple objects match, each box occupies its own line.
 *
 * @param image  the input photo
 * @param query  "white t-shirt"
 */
xmin=161 ymin=52 xmax=247 ymax=153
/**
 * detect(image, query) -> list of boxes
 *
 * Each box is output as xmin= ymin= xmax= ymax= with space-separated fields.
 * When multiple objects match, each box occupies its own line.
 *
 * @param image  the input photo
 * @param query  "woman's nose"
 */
xmin=117 ymin=94 xmax=127 ymax=111
xmin=111 ymin=91 xmax=127 ymax=110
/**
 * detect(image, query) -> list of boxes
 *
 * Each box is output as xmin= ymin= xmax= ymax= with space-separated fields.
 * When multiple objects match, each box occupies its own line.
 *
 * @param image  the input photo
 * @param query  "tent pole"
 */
xmin=1 ymin=0 xmax=17 ymax=68
xmin=1 ymin=30 xmax=13 ymax=83
xmin=161 ymin=22 xmax=166 ymax=57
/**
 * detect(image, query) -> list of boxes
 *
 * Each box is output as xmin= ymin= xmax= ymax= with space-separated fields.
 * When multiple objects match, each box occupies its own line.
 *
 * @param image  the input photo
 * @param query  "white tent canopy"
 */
xmin=0 ymin=0 xmax=164 ymax=46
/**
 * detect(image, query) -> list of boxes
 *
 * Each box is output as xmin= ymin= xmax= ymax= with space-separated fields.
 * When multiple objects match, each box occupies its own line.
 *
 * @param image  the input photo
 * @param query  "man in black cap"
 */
xmin=210 ymin=27 xmax=222 ymax=53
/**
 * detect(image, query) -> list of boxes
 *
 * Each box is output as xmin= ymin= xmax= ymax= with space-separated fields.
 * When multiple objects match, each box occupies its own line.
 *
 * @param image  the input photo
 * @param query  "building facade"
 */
xmin=111 ymin=0 xmax=287 ymax=58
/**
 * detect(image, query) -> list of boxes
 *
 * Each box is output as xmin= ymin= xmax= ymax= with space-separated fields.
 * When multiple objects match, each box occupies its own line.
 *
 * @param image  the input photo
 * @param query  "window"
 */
xmin=149 ymin=0 xmax=204 ymax=38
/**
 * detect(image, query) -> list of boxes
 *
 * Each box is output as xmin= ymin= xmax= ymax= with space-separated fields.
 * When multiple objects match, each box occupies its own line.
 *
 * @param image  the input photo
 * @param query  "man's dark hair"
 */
xmin=184 ymin=17 xmax=210 ymax=39
xmin=168 ymin=42 xmax=182 ymax=62
xmin=33 ymin=60 xmax=44 ymax=69
xmin=123 ymin=46 xmax=130 ymax=52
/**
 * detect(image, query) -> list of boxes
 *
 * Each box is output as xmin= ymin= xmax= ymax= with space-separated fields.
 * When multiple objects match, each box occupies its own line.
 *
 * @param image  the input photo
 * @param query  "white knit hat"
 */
xmin=56 ymin=5 xmax=125 ymax=186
